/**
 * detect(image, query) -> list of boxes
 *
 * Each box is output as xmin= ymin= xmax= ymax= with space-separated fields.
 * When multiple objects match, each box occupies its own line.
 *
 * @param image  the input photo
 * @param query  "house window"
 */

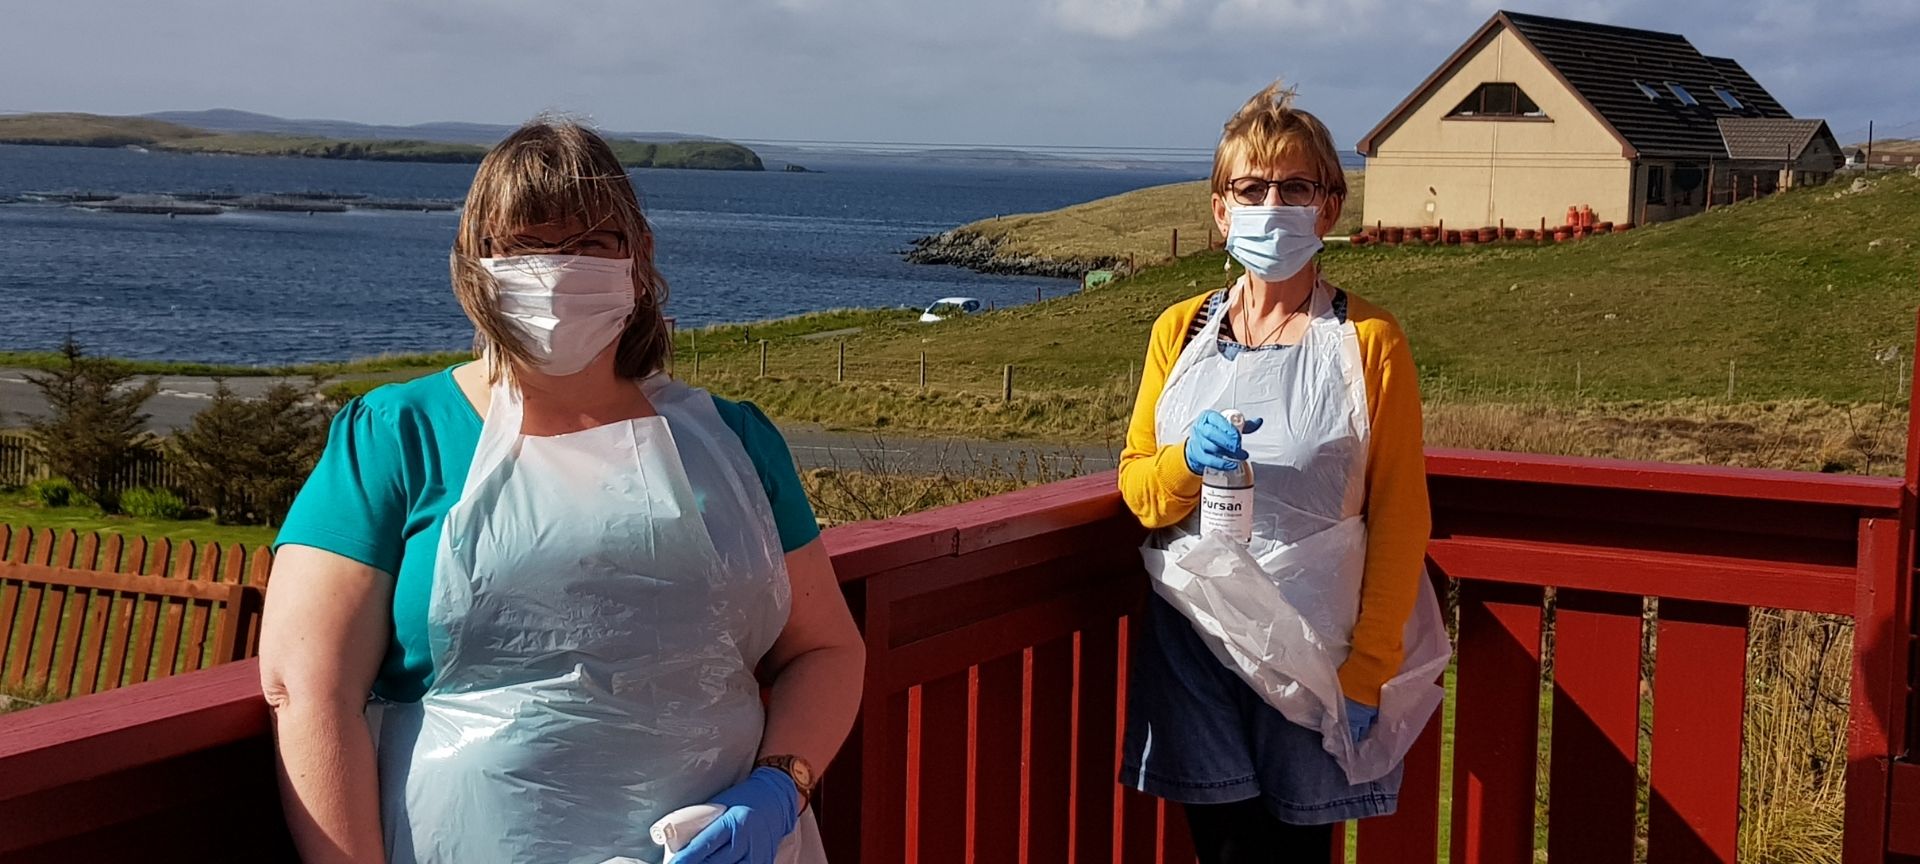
xmin=1714 ymin=87 xmax=1744 ymax=110
xmin=1647 ymin=166 xmax=1668 ymax=204
xmin=1635 ymin=80 xmax=1662 ymax=101
xmin=1666 ymin=82 xmax=1699 ymax=106
xmin=1448 ymin=82 xmax=1544 ymax=118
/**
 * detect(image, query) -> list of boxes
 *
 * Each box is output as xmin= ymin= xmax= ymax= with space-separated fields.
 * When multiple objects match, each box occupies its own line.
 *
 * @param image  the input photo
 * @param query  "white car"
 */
xmin=919 ymin=297 xmax=983 ymax=323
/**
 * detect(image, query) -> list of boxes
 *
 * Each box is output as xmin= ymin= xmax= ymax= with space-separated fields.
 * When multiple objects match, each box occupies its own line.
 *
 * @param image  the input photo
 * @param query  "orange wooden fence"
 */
xmin=0 ymin=525 xmax=268 ymax=703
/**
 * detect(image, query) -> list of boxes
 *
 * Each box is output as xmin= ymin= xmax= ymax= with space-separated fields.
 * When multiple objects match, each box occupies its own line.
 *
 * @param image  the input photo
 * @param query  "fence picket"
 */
xmin=22 ymin=533 xmax=71 ymax=693
xmin=0 ymin=527 xmax=22 ymax=690
xmin=1648 ymin=601 xmax=1748 ymax=863
xmin=148 ymin=543 xmax=195 ymax=678
xmin=96 ymin=535 xmax=148 ymax=692
xmin=1026 ymin=636 xmax=1075 ymax=864
xmin=57 ymin=533 xmax=107 ymax=699
xmin=974 ymin=653 xmax=1023 ymax=864
xmin=122 ymin=538 xmax=171 ymax=685
xmin=181 ymin=544 xmax=220 ymax=671
xmin=2 ymin=530 xmax=56 ymax=688
xmin=917 ymin=671 xmax=969 ymax=864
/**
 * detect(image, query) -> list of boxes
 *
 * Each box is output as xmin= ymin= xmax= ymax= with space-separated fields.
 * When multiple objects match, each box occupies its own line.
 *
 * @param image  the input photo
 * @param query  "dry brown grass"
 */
xmin=1426 ymin=396 xmax=1907 ymax=476
xmin=1741 ymin=611 xmax=1850 ymax=863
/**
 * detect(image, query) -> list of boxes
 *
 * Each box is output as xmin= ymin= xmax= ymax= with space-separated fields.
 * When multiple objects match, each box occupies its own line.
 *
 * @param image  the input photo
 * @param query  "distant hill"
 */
xmin=0 ymin=113 xmax=213 ymax=147
xmin=0 ymin=112 xmax=763 ymax=170
xmin=142 ymin=109 xmax=714 ymax=147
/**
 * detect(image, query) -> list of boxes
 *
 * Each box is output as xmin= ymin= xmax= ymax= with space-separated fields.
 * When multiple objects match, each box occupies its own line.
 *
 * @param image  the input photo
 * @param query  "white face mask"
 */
xmin=482 ymin=255 xmax=636 ymax=376
xmin=1226 ymin=205 xmax=1324 ymax=282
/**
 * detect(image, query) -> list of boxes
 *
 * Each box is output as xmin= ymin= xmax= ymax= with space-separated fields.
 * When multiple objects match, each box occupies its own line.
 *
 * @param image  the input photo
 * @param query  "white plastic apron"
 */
xmin=372 ymin=373 xmax=824 ymax=864
xmin=1142 ymin=277 xmax=1450 ymax=786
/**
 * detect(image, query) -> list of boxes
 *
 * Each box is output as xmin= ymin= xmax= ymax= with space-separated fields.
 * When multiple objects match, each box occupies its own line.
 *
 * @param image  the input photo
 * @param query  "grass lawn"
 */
xmin=660 ymin=172 xmax=1920 ymax=433
xmin=0 ymin=493 xmax=277 ymax=549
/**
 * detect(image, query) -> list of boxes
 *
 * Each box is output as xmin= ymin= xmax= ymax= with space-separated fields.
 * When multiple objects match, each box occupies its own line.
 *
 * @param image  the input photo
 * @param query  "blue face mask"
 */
xmin=1226 ymin=205 xmax=1323 ymax=281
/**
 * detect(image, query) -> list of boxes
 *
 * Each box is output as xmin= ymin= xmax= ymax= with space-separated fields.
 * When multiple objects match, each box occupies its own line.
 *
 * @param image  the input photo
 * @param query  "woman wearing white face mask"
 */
xmin=1115 ymin=83 xmax=1449 ymax=862
xmin=260 ymin=119 xmax=863 ymax=864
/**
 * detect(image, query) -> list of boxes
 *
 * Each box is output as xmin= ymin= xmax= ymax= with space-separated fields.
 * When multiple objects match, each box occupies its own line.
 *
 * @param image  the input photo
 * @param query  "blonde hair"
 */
xmin=1210 ymin=81 xmax=1348 ymax=201
xmin=450 ymin=117 xmax=672 ymax=382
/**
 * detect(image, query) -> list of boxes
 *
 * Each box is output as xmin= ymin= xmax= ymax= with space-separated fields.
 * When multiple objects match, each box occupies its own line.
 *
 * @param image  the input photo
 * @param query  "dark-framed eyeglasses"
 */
xmin=1227 ymin=177 xmax=1325 ymax=207
xmin=481 ymin=228 xmax=628 ymax=257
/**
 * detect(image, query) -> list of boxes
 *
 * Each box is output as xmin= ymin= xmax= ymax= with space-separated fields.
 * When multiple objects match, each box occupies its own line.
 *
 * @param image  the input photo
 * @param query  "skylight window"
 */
xmin=1635 ymin=80 xmax=1661 ymax=101
xmin=1714 ymin=87 xmax=1744 ymax=110
xmin=1666 ymin=82 xmax=1699 ymax=106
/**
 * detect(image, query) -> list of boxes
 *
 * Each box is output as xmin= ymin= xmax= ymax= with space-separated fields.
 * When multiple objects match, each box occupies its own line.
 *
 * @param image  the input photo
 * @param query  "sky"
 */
xmin=4 ymin=0 xmax=1915 ymax=156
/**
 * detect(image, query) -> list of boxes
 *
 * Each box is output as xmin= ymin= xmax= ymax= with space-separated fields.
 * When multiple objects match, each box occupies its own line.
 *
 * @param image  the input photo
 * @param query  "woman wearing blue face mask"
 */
xmin=1116 ymin=83 xmax=1449 ymax=862
xmin=260 ymin=119 xmax=863 ymax=864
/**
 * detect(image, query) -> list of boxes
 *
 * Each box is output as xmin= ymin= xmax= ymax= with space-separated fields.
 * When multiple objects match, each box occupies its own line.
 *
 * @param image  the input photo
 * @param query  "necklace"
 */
xmin=1239 ymin=277 xmax=1316 ymax=348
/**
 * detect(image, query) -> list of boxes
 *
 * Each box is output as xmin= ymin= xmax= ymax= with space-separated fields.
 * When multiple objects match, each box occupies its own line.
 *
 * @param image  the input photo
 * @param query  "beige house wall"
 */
xmin=1362 ymin=26 xmax=1636 ymax=230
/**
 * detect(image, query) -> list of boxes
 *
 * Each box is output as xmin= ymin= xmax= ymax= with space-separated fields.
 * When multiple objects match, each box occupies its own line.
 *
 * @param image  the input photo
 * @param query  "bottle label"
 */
xmin=1199 ymin=485 xmax=1253 ymax=545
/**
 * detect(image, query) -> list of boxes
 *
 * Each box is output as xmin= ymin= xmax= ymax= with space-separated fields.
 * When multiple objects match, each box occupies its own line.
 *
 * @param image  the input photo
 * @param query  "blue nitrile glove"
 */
xmin=1183 ymin=410 xmax=1264 ymax=475
xmin=674 ymin=767 xmax=801 ymax=864
xmin=1346 ymin=698 xmax=1380 ymax=743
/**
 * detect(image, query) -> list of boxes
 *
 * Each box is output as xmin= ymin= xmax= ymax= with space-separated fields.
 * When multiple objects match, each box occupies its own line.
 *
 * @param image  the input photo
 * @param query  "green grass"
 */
xmin=0 ymin=493 xmax=277 ymax=548
xmin=676 ymin=171 xmax=1920 ymax=416
xmin=0 ymin=112 xmax=764 ymax=170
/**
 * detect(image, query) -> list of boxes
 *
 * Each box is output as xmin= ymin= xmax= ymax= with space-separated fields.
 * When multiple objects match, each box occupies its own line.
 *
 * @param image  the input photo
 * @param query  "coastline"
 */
xmin=905 ymin=228 xmax=1124 ymax=279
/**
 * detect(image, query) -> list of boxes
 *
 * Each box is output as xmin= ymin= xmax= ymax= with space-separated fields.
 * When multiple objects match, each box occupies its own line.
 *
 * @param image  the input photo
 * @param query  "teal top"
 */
xmin=274 ymin=366 xmax=821 ymax=703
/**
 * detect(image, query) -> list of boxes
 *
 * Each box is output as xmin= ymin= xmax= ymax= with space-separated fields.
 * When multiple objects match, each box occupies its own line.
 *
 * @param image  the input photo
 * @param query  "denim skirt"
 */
xmin=1120 ymin=592 xmax=1401 ymax=824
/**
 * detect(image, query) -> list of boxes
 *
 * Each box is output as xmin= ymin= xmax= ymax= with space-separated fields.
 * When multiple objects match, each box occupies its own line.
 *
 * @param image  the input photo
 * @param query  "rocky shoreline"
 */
xmin=905 ymin=229 xmax=1124 ymax=279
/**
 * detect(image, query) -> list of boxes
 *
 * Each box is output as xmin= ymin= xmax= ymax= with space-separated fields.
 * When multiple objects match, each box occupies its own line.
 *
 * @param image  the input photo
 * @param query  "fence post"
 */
xmin=1727 ymin=360 xmax=1737 ymax=400
xmin=693 ymin=351 xmax=700 ymax=380
xmin=759 ymin=340 xmax=768 ymax=379
xmin=919 ymin=353 xmax=927 ymax=391
xmin=1002 ymin=365 xmax=1014 ymax=403
xmin=1171 ymin=228 xmax=1179 ymax=259
xmin=837 ymin=342 xmax=846 ymax=383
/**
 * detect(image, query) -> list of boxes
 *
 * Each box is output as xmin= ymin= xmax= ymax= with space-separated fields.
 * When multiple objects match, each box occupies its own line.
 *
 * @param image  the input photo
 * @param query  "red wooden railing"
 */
xmin=3 ymin=450 xmax=1919 ymax=862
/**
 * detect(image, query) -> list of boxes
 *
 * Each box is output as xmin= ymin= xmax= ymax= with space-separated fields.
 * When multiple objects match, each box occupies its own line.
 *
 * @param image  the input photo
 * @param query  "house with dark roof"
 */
xmin=1356 ymin=11 xmax=1844 ymax=230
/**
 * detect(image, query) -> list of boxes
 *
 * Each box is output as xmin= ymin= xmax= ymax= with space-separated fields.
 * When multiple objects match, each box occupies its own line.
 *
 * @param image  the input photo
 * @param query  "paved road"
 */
xmin=0 ymin=369 xmax=1119 ymax=476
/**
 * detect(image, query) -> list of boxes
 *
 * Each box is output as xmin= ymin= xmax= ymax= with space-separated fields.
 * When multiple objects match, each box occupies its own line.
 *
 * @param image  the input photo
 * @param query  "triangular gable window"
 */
xmin=1449 ymin=83 xmax=1545 ymax=118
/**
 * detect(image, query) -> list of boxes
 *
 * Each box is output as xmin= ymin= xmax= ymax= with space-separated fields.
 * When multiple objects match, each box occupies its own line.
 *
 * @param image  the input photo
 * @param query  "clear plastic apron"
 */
xmin=372 ymin=373 xmax=825 ymax=864
xmin=1143 ymin=277 xmax=1450 ymax=785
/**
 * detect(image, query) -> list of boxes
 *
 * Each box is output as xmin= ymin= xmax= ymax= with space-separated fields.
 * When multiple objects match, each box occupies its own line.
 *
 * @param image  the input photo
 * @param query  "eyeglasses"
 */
xmin=482 ymin=228 xmax=628 ymax=257
xmin=1227 ymin=177 xmax=1325 ymax=207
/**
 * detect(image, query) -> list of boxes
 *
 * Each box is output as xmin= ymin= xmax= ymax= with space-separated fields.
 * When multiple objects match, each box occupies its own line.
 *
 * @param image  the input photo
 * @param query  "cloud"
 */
xmin=1050 ymin=0 xmax=1193 ymax=39
xmin=0 ymin=0 xmax=1911 ymax=152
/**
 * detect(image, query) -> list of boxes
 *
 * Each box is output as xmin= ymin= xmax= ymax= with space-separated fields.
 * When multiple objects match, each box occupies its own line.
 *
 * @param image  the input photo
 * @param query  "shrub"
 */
xmin=171 ymin=377 xmax=331 ymax=526
xmin=22 ymin=337 xmax=160 ymax=514
xmin=30 ymin=477 xmax=78 ymax=508
xmin=120 ymin=486 xmax=187 ymax=520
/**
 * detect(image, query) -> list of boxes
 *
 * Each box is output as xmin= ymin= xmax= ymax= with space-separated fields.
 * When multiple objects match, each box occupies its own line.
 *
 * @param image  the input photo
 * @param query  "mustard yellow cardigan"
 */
xmin=1117 ymin=288 xmax=1431 ymax=707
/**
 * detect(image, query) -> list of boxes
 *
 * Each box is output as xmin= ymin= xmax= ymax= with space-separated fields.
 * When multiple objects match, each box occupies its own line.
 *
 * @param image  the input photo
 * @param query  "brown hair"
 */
xmin=450 ymin=117 xmax=671 ymax=381
xmin=1210 ymin=81 xmax=1348 ymax=202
